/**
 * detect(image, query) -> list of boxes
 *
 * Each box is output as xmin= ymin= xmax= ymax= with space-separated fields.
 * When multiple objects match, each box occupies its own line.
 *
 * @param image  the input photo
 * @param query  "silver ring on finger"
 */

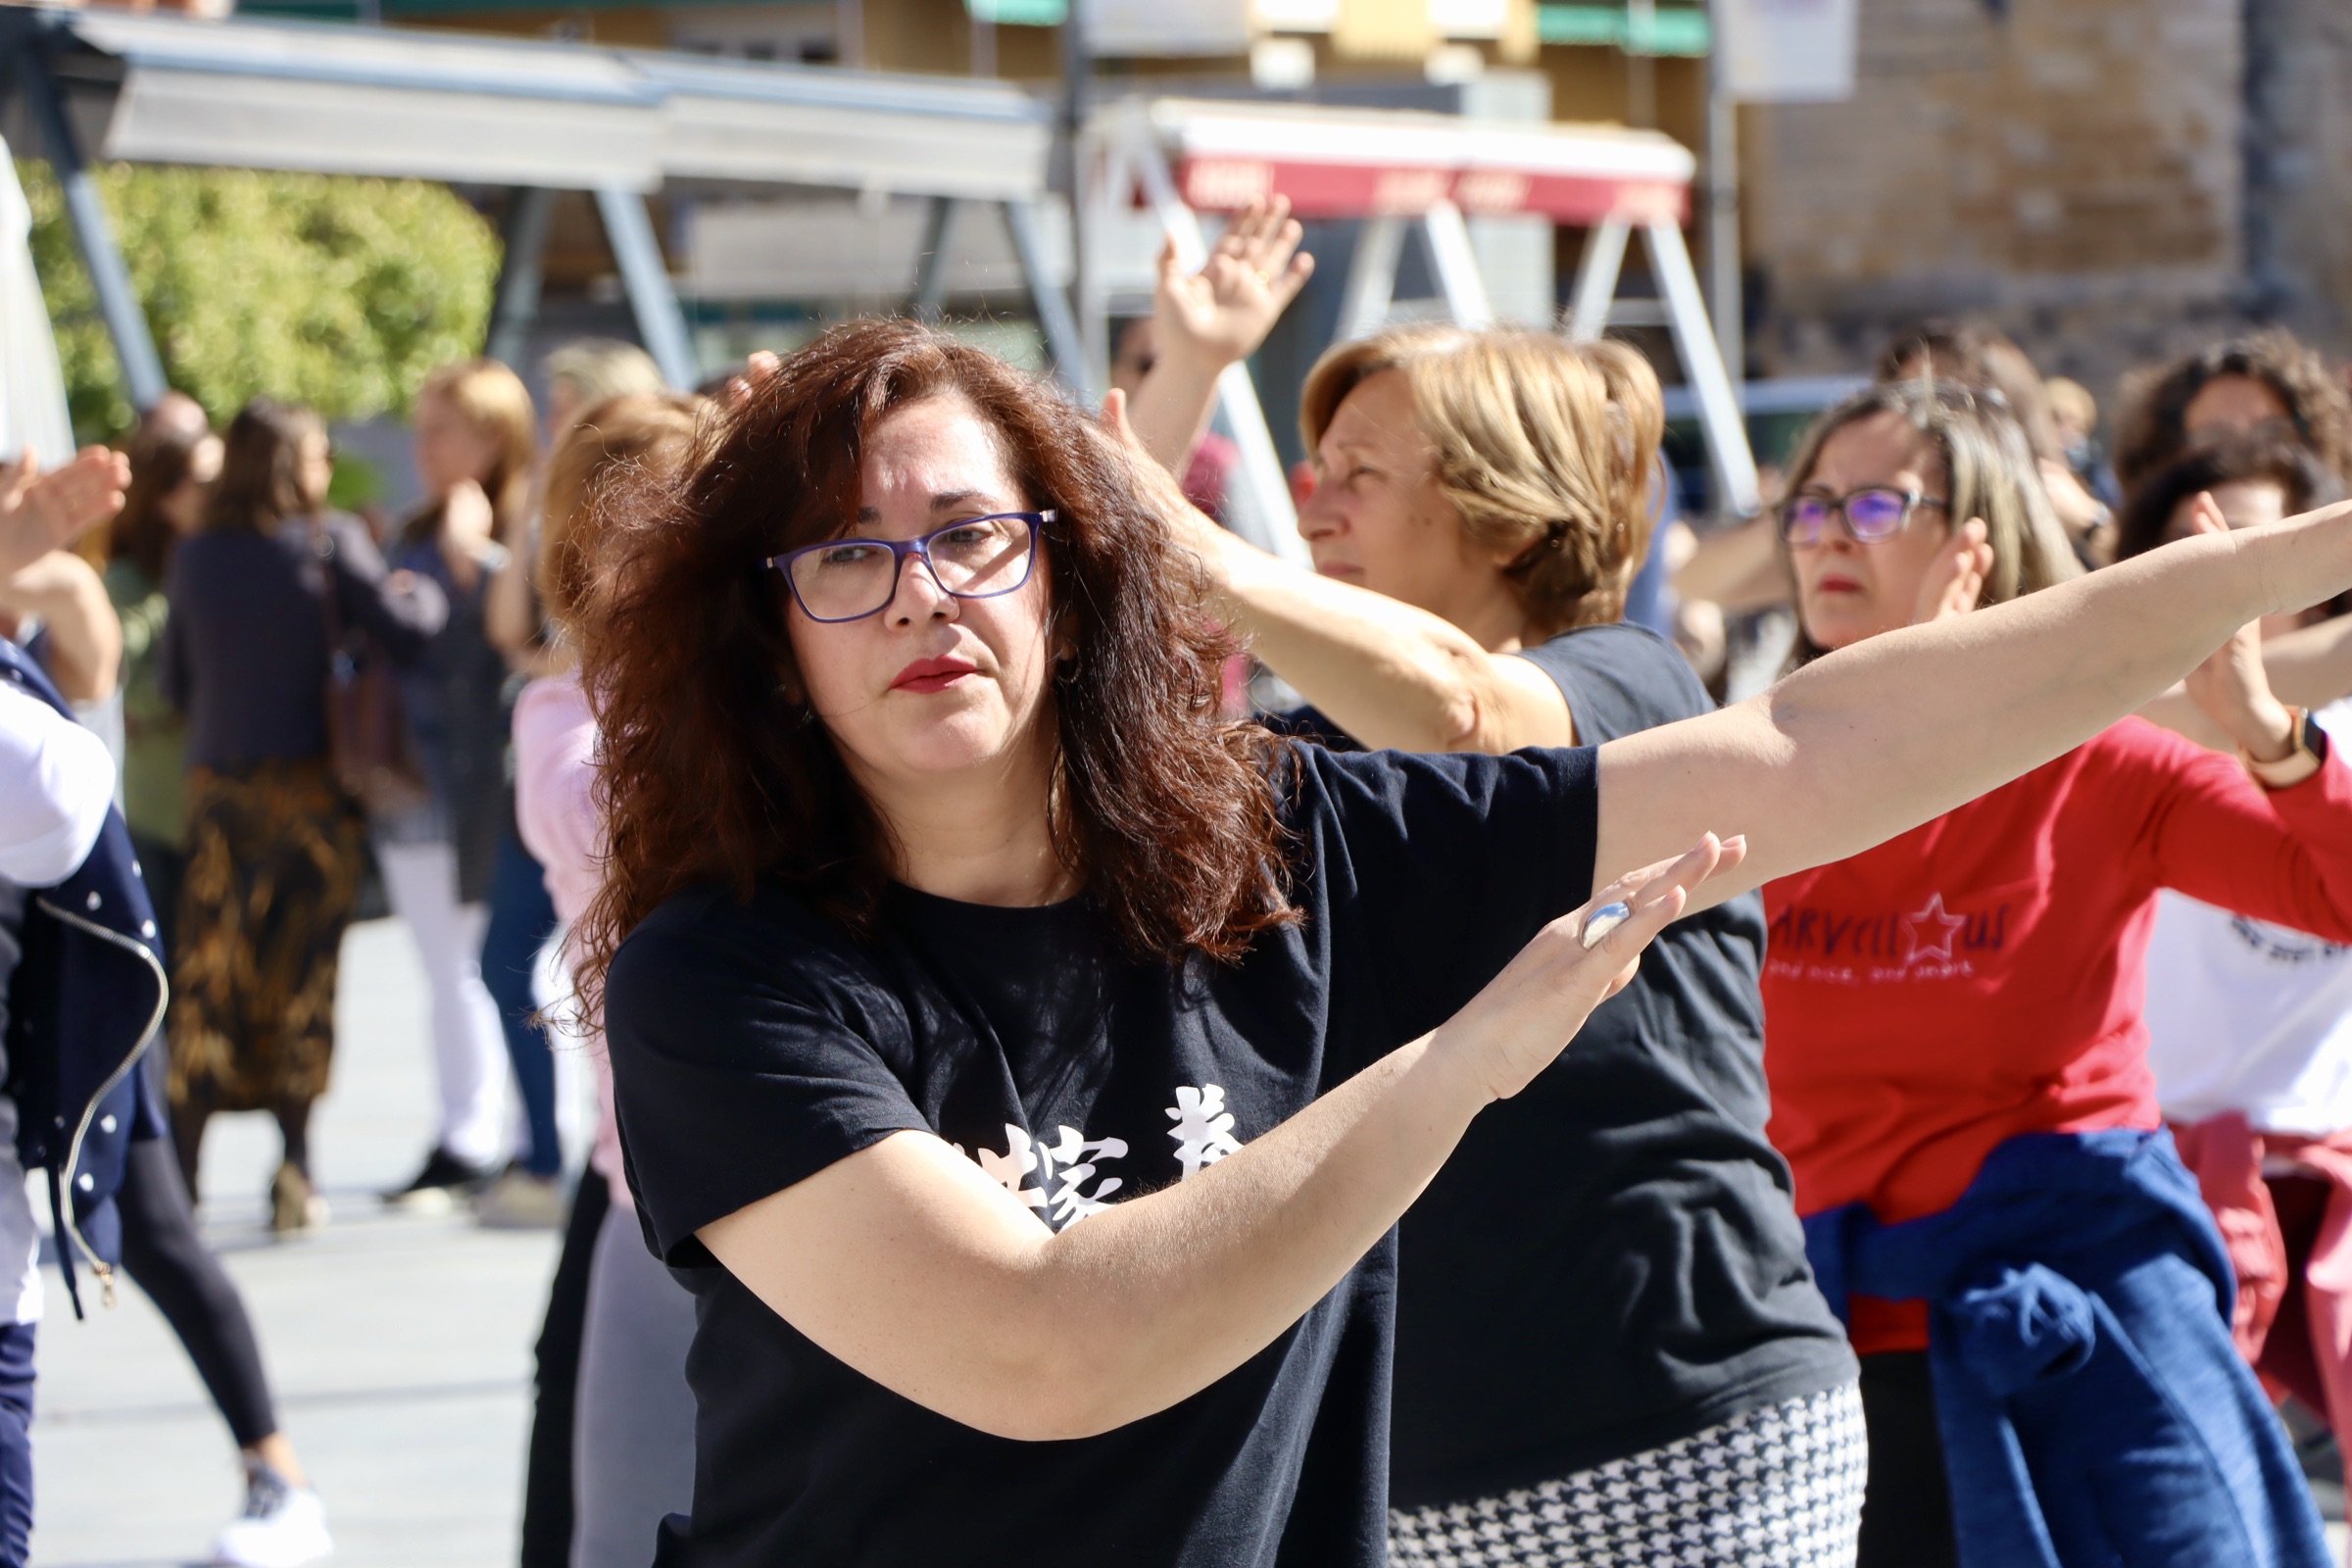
xmin=1580 ymin=902 xmax=1633 ymax=950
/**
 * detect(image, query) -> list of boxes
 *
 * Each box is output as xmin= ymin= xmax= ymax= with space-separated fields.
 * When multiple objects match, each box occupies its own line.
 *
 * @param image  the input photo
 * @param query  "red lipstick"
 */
xmin=890 ymin=655 xmax=979 ymax=694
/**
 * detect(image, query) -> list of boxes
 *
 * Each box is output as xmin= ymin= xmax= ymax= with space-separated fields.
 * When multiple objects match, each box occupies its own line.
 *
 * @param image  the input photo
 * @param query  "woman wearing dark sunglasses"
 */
xmin=577 ymin=321 xmax=2352 ymax=1567
xmin=1768 ymin=379 xmax=2347 ymax=1568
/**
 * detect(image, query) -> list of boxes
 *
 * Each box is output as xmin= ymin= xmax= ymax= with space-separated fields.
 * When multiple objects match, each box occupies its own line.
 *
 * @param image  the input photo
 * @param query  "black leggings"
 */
xmin=117 ymin=1137 xmax=278 ymax=1449
xmin=1855 ymin=1350 xmax=1959 ymax=1568
xmin=519 ymin=1171 xmax=612 ymax=1568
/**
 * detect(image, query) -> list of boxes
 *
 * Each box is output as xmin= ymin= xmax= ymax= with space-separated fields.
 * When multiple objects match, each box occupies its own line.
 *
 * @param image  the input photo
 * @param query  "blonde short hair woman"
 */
xmin=1119 ymin=211 xmax=1865 ymax=1563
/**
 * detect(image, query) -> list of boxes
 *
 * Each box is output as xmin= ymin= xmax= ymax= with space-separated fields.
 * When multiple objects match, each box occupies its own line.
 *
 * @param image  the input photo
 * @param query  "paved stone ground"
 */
xmin=30 ymin=918 xmax=578 ymax=1568
xmin=20 ymin=918 xmax=2352 ymax=1566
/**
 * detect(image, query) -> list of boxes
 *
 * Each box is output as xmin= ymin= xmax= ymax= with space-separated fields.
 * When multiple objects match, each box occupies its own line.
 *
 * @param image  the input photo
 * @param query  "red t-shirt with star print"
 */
xmin=1762 ymin=716 xmax=2352 ymax=1354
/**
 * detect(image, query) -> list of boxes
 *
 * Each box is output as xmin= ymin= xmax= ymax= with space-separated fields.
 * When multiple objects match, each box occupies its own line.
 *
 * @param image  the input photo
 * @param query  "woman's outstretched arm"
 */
xmin=1113 ymin=395 xmax=1577 ymax=752
xmin=702 ymin=837 xmax=1735 ymax=1442
xmin=1594 ymin=500 xmax=2352 ymax=906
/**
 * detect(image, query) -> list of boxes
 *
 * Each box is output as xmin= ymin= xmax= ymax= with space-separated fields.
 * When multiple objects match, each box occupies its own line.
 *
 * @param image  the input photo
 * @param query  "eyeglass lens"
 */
xmin=790 ymin=516 xmax=1035 ymax=621
xmin=1784 ymin=488 xmax=1914 ymax=546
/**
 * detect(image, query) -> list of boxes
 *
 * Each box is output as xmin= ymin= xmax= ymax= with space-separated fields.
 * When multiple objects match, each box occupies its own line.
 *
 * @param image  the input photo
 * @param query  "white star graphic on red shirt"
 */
xmin=1901 ymin=892 xmax=1968 ymax=963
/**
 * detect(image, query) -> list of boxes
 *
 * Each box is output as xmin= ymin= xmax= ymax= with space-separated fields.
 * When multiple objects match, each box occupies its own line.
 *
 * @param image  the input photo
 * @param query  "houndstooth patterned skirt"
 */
xmin=1389 ymin=1382 xmax=1868 ymax=1568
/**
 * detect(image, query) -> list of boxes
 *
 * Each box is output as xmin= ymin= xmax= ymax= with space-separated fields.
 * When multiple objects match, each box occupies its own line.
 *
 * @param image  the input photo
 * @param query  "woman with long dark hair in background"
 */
xmin=164 ymin=400 xmax=443 ymax=1225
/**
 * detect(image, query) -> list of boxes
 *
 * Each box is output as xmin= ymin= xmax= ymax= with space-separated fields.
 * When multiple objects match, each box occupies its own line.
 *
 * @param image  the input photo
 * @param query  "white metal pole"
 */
xmin=1642 ymin=219 xmax=1760 ymax=517
xmin=1336 ymin=217 xmax=1405 ymax=341
xmin=1562 ymin=219 xmax=1629 ymax=342
xmin=1420 ymin=202 xmax=1494 ymax=328
xmin=593 ymin=186 xmax=698 ymax=392
xmin=1703 ymin=59 xmax=1744 ymax=390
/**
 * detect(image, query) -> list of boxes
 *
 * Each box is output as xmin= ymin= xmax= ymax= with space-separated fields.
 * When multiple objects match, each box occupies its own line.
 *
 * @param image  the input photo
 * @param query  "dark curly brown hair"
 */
xmin=2111 ymin=435 xmax=2342 ymax=564
xmin=2112 ymin=329 xmax=2352 ymax=494
xmin=573 ymin=319 xmax=1298 ymax=1014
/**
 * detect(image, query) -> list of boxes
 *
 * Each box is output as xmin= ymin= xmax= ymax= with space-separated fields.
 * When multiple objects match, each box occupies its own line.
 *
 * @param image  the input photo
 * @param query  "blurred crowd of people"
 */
xmin=12 ymin=196 xmax=2352 ymax=1568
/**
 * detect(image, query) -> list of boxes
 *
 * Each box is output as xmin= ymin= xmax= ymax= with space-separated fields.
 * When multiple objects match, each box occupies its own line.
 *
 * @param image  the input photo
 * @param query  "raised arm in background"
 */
xmin=1121 ymin=202 xmax=1314 ymax=474
xmin=325 ymin=514 xmax=448 ymax=665
xmin=0 ymin=550 xmax=122 ymax=702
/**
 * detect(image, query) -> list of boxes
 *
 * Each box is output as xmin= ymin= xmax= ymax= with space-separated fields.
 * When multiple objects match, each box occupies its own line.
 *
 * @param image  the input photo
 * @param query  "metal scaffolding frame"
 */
xmin=1084 ymin=95 xmax=1765 ymax=550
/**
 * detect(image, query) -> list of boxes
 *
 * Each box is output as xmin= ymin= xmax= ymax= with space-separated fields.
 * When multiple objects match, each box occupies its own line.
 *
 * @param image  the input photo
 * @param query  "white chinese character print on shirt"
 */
xmin=1166 ymin=1084 xmax=1243 ymax=1178
xmin=1039 ymin=1127 xmax=1129 ymax=1225
xmin=961 ymin=1086 xmax=1246 ymax=1230
xmin=973 ymin=1123 xmax=1047 ymax=1213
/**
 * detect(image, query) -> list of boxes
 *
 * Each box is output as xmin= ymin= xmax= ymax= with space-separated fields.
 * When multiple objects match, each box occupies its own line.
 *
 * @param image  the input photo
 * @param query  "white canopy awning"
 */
xmin=44 ymin=9 xmax=1052 ymax=201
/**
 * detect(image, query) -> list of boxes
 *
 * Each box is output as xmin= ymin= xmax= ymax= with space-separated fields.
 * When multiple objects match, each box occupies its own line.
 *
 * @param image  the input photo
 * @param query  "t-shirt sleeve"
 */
xmin=1513 ymin=621 xmax=1713 ymax=745
xmin=0 ymin=680 xmax=114 ymax=886
xmin=2110 ymin=716 xmax=2352 ymax=946
xmin=1298 ymin=741 xmax=1600 ymax=1048
xmin=603 ymin=894 xmax=933 ymax=1266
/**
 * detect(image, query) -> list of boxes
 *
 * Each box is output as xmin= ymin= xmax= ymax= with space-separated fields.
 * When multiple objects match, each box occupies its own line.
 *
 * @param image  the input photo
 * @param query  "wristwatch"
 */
xmin=2243 ymin=706 xmax=2329 ymax=789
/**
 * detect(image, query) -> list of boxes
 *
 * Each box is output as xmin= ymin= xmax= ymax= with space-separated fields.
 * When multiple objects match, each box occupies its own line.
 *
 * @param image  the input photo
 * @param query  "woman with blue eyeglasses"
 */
xmin=1763 ymin=379 xmax=2349 ymax=1568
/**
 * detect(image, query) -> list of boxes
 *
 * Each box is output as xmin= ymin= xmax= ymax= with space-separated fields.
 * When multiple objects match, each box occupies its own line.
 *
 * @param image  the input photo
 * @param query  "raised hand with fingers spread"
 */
xmin=1122 ymin=198 xmax=1316 ymax=473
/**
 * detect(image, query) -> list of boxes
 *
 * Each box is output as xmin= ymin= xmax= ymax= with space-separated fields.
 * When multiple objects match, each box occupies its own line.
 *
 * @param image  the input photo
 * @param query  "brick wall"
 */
xmin=1741 ymin=0 xmax=2259 ymax=401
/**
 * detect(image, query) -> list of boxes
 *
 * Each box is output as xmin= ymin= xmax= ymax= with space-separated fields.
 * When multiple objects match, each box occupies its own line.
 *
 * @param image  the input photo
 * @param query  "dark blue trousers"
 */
xmin=481 ymin=829 xmax=562 ymax=1179
xmin=0 ymin=1320 xmax=34 ymax=1567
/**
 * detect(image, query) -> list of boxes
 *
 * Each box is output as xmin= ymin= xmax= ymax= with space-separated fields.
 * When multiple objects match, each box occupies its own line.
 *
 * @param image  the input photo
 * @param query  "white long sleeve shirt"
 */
xmin=0 ymin=678 xmax=113 ymax=887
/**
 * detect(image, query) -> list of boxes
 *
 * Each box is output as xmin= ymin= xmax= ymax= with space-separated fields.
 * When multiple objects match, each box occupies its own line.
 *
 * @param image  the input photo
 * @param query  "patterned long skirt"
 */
xmin=1389 ymin=1383 xmax=1869 ymax=1568
xmin=168 ymin=759 xmax=366 ymax=1113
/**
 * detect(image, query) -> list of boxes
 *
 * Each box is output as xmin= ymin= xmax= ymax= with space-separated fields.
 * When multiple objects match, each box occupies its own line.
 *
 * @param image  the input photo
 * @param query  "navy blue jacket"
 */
xmin=0 ymin=636 xmax=166 ymax=1316
xmin=1805 ymin=1129 xmax=2328 ymax=1568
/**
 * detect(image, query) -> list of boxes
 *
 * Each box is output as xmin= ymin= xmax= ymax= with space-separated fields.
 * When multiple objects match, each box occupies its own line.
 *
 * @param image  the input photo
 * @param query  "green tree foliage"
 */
xmin=20 ymin=162 xmax=501 ymax=441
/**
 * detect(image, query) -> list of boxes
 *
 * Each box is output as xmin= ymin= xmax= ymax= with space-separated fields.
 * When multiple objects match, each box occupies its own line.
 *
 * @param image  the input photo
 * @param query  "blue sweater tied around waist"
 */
xmin=1802 ymin=1129 xmax=2328 ymax=1568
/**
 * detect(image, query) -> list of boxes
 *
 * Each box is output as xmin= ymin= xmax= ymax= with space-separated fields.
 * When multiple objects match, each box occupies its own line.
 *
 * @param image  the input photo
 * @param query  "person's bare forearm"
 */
xmin=2253 ymin=614 xmax=2352 ymax=711
xmin=1016 ymin=1029 xmax=1483 ymax=1436
xmin=707 ymin=850 xmax=1715 ymax=1441
xmin=1671 ymin=514 xmax=1790 ymax=612
xmin=2136 ymin=684 xmax=2237 ymax=752
xmin=1194 ymin=519 xmax=1495 ymax=746
xmin=0 ymin=553 xmax=121 ymax=701
xmin=1124 ymin=346 xmax=1228 ymax=474
xmin=712 ymin=1027 xmax=1485 ymax=1442
xmin=485 ymin=555 xmax=541 ymax=668
xmin=1599 ymin=513 xmax=2352 ymax=900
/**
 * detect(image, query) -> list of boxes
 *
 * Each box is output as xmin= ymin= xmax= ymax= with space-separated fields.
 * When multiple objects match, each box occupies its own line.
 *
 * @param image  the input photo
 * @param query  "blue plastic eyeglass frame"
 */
xmin=763 ymin=511 xmax=1055 ymax=623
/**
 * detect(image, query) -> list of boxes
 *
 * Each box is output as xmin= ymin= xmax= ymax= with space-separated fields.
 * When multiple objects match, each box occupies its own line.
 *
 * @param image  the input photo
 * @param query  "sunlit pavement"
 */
xmin=31 ymin=919 xmax=567 ymax=1568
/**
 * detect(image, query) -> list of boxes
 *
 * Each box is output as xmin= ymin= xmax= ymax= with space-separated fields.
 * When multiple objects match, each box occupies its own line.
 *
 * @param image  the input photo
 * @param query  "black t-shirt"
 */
xmin=1277 ymin=622 xmax=1854 ymax=1505
xmin=607 ymin=743 xmax=1602 ymax=1567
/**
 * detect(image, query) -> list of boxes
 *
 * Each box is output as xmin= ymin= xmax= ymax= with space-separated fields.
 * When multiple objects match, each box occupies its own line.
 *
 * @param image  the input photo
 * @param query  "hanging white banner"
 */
xmin=1712 ymin=0 xmax=1858 ymax=103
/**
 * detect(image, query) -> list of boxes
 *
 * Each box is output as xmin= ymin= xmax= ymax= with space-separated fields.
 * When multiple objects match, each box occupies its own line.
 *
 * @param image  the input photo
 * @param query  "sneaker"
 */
xmin=378 ymin=1147 xmax=496 ymax=1212
xmin=212 ymin=1460 xmax=331 ymax=1568
xmin=269 ymin=1165 xmax=328 ymax=1237
xmin=472 ymin=1169 xmax=566 ymax=1230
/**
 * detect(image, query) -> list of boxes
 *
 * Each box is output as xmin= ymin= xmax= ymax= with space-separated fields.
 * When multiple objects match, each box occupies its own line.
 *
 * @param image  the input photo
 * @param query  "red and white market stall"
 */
xmin=1084 ymin=97 xmax=1761 ymax=563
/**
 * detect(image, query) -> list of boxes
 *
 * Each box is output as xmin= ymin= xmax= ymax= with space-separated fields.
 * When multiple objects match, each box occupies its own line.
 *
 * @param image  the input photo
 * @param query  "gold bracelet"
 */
xmin=2243 ymin=706 xmax=2324 ymax=790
